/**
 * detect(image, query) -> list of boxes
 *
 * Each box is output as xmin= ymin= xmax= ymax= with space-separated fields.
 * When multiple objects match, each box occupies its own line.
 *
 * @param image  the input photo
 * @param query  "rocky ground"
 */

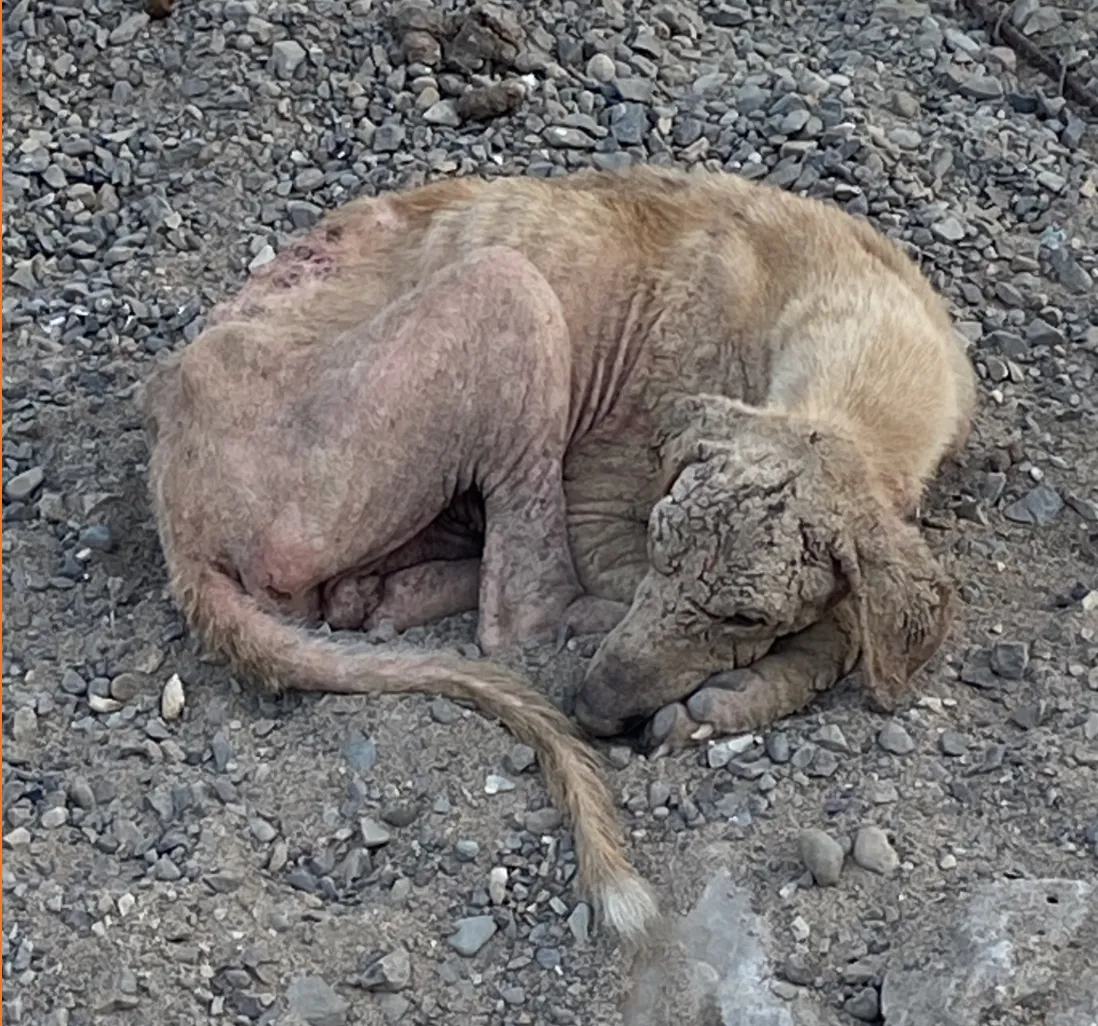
xmin=3 ymin=1 xmax=1098 ymax=1024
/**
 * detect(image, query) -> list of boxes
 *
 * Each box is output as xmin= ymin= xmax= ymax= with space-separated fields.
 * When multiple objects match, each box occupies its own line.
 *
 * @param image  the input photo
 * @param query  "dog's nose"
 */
xmin=573 ymin=691 xmax=625 ymax=737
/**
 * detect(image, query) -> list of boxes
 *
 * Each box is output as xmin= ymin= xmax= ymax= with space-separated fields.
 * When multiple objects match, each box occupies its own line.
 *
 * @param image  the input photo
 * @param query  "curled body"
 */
xmin=139 ymin=165 xmax=976 ymax=939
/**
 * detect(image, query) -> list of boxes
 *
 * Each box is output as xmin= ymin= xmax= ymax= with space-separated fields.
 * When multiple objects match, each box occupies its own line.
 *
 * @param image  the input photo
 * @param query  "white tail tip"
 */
xmin=599 ymin=873 xmax=661 ymax=940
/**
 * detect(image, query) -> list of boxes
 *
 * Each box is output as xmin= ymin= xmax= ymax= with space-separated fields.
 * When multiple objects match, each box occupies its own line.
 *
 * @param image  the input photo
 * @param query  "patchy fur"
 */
xmin=139 ymin=165 xmax=976 ymax=939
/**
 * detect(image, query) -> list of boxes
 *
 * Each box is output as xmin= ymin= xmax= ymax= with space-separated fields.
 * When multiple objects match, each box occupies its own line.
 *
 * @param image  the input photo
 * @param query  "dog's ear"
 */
xmin=656 ymin=394 xmax=758 ymax=493
xmin=833 ymin=514 xmax=955 ymax=712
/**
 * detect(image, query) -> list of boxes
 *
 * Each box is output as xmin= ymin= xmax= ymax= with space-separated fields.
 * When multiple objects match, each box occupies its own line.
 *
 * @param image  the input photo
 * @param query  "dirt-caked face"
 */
xmin=574 ymin=450 xmax=844 ymax=736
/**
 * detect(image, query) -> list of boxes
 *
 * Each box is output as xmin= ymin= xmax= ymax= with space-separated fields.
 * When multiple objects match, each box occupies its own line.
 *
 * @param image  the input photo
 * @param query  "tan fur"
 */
xmin=139 ymin=165 xmax=976 ymax=940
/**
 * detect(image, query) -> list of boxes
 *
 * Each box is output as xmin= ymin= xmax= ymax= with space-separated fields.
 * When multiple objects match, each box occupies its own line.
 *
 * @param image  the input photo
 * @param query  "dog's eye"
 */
xmin=723 ymin=610 xmax=770 ymax=630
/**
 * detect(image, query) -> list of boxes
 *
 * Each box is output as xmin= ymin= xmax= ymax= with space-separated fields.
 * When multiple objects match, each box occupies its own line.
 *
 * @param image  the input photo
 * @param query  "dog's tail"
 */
xmin=178 ymin=562 xmax=660 ymax=940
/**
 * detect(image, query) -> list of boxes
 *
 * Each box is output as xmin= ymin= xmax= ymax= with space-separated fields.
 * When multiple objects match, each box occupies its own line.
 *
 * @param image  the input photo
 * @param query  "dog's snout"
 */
xmin=573 ymin=692 xmax=625 ymax=737
xmin=575 ymin=653 xmax=639 ymax=737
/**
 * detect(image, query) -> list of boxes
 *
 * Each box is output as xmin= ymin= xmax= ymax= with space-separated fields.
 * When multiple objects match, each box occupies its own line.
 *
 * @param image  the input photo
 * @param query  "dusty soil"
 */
xmin=3 ymin=1 xmax=1097 ymax=1024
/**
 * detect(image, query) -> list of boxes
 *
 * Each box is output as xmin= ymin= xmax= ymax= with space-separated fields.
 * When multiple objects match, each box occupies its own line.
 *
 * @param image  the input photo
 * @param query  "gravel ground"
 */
xmin=3 ymin=1 xmax=1098 ymax=1024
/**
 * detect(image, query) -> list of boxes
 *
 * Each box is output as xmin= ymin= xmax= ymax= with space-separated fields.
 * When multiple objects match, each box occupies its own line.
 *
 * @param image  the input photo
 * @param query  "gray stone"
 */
xmin=504 ymin=743 xmax=536 ymax=774
xmin=1003 ymin=485 xmax=1064 ymax=526
xmin=1062 ymin=115 xmax=1086 ymax=149
xmin=378 ymin=994 xmax=410 ymax=1023
xmin=887 ymin=127 xmax=922 ymax=149
xmin=613 ymin=78 xmax=655 ymax=103
xmin=765 ymin=732 xmax=791 ymax=764
xmin=1037 ymin=170 xmax=1066 ymax=193
xmin=1048 ymin=248 xmax=1093 ymax=294
xmin=1026 ymin=317 xmax=1065 ymax=345
xmin=453 ymin=839 xmax=478 ymax=861
xmin=1022 ymin=6 xmax=1062 ymax=34
xmin=957 ymin=75 xmax=1003 ymax=100
xmin=423 ymin=100 xmax=461 ymax=127
xmin=293 ymin=168 xmax=325 ymax=192
xmin=41 ymin=807 xmax=68 ymax=829
xmin=359 ymin=817 xmax=391 ymax=848
xmin=931 ymin=217 xmax=966 ymax=242
xmin=608 ymin=103 xmax=648 ymax=146
xmin=712 ymin=6 xmax=751 ymax=28
xmin=812 ymin=724 xmax=849 ymax=753
xmin=990 ymin=641 xmax=1029 ymax=680
xmin=272 ymin=40 xmax=307 ymax=78
xmin=373 ymin=124 xmax=406 ymax=153
xmin=69 ymin=778 xmax=96 ymax=810
xmin=109 ymin=13 xmax=149 ymax=45
xmin=586 ymin=53 xmax=616 ymax=83
xmin=568 ymin=902 xmax=591 ymax=944
xmin=429 ymin=699 xmax=460 ymax=724
xmin=939 ymin=729 xmax=968 ymax=756
xmin=853 ymin=826 xmax=899 ymax=876
xmin=448 ymin=915 xmax=498 ymax=956
xmin=878 ymin=721 xmax=915 ymax=755
xmin=735 ymin=83 xmax=770 ymax=113
xmin=5 ymin=467 xmax=45 ymax=501
xmin=543 ymin=126 xmax=595 ymax=149
xmin=524 ymin=807 xmax=563 ymax=833
xmin=632 ymin=30 xmax=663 ymax=59
xmin=11 ymin=706 xmax=37 ymax=743
xmin=287 ymin=200 xmax=323 ymax=229
xmin=881 ymin=879 xmax=1098 ymax=1026
xmin=285 ymin=976 xmax=349 ymax=1026
xmin=360 ymin=947 xmax=411 ymax=992
xmin=708 ymin=734 xmax=756 ymax=768
xmin=342 ymin=731 xmax=376 ymax=771
xmin=797 ymin=829 xmax=844 ymax=886
xmin=1067 ymin=495 xmax=1098 ymax=523
xmin=844 ymin=987 xmax=880 ymax=1021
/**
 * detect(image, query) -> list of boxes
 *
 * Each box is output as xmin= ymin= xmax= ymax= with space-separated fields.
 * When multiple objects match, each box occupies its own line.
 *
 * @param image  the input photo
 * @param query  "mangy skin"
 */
xmin=142 ymin=164 xmax=977 ymax=747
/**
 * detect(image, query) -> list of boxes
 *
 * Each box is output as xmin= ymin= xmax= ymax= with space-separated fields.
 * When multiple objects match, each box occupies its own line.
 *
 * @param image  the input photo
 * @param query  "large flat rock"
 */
xmin=881 ymin=878 xmax=1098 ymax=1026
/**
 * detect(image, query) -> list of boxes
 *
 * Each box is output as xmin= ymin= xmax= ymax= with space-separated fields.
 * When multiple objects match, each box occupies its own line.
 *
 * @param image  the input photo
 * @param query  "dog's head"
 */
xmin=575 ymin=398 xmax=954 ymax=736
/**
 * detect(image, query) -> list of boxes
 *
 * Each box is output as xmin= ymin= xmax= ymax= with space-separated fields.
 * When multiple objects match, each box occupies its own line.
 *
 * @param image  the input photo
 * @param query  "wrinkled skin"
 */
xmin=574 ymin=396 xmax=956 ymax=746
xmin=142 ymin=165 xmax=975 ymax=756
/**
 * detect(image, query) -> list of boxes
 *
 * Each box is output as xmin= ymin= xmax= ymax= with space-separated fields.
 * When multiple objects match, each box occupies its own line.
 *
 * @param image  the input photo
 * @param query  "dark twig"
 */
xmin=957 ymin=0 xmax=1098 ymax=117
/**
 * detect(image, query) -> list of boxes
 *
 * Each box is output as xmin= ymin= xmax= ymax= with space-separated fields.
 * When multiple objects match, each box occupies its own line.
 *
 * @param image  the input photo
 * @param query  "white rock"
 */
xmin=4 ymin=827 xmax=32 ymax=848
xmin=161 ymin=673 xmax=186 ymax=722
xmin=88 ymin=694 xmax=122 ymax=714
xmin=488 ymin=866 xmax=508 ymax=904
xmin=853 ymin=825 xmax=900 ymax=876
xmin=484 ymin=773 xmax=515 ymax=795
xmin=586 ymin=53 xmax=616 ymax=82
xmin=248 ymin=245 xmax=276 ymax=272
xmin=706 ymin=734 xmax=755 ymax=768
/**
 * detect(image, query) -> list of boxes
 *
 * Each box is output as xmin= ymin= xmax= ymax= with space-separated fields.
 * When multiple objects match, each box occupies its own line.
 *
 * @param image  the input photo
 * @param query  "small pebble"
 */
xmin=448 ymin=915 xmax=498 ymax=957
xmin=488 ymin=866 xmax=508 ymax=904
xmin=853 ymin=826 xmax=900 ymax=876
xmin=11 ymin=706 xmax=37 ymax=743
xmin=504 ymin=743 xmax=536 ymax=774
xmin=845 ymin=986 xmax=881 ymax=1022
xmin=567 ymin=902 xmax=591 ymax=945
xmin=585 ymin=53 xmax=616 ymax=82
xmin=360 ymin=947 xmax=411 ymax=992
xmin=939 ymin=729 xmax=969 ymax=756
xmin=797 ymin=828 xmax=845 ymax=886
xmin=878 ymin=720 xmax=915 ymax=755
xmin=359 ymin=817 xmax=392 ymax=848
xmin=484 ymin=774 xmax=515 ymax=795
xmin=160 ymin=674 xmax=185 ymax=721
